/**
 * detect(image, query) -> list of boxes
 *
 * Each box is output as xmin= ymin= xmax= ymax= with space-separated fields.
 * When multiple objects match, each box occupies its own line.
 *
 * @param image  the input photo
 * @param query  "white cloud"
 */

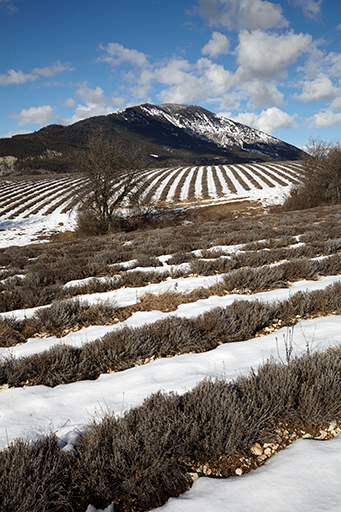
xmin=330 ymin=96 xmax=341 ymax=111
xmin=155 ymin=57 xmax=236 ymax=104
xmin=244 ymin=79 xmax=284 ymax=107
xmin=230 ymin=107 xmax=297 ymax=133
xmin=235 ymin=29 xmax=312 ymax=82
xmin=197 ymin=58 xmax=234 ymax=95
xmin=61 ymin=97 xmax=77 ymax=108
xmin=0 ymin=0 xmax=18 ymax=13
xmin=0 ymin=69 xmax=36 ymax=86
xmin=309 ymin=110 xmax=341 ymax=128
xmin=295 ymin=73 xmax=339 ymax=102
xmin=60 ymin=104 xmax=118 ymax=125
xmin=31 ymin=61 xmax=74 ymax=78
xmin=202 ymin=32 xmax=230 ymax=58
xmin=9 ymin=105 xmax=57 ymax=126
xmin=0 ymin=128 xmax=31 ymax=139
xmin=290 ymin=0 xmax=322 ymax=20
xmin=0 ymin=61 xmax=73 ymax=86
xmin=59 ymin=83 xmax=125 ymax=125
xmin=98 ymin=43 xmax=150 ymax=68
xmin=76 ymin=83 xmax=113 ymax=106
xmin=194 ymin=0 xmax=288 ymax=31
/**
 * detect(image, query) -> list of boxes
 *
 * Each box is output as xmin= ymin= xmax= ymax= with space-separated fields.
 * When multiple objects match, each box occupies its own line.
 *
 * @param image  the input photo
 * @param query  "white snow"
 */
xmin=1 ymin=168 xmax=340 ymax=512
xmin=1 ymin=314 xmax=340 ymax=450
xmin=155 ymin=435 xmax=341 ymax=512
xmin=0 ymin=163 xmax=301 ymax=245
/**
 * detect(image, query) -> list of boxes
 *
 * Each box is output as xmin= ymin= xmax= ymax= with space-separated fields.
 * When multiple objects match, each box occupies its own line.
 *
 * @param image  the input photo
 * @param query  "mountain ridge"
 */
xmin=0 ymin=103 xmax=302 ymax=174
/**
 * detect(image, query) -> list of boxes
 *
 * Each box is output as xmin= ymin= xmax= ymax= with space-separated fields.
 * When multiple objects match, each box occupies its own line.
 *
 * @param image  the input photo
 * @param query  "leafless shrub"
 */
xmin=0 ymin=435 xmax=74 ymax=512
xmin=167 ymin=251 xmax=195 ymax=265
xmin=33 ymin=298 xmax=117 ymax=336
xmin=0 ymin=318 xmax=26 ymax=348
xmin=135 ymin=254 xmax=163 ymax=268
xmin=283 ymin=139 xmax=341 ymax=211
xmin=2 ymin=344 xmax=341 ymax=511
xmin=4 ymin=280 xmax=341 ymax=388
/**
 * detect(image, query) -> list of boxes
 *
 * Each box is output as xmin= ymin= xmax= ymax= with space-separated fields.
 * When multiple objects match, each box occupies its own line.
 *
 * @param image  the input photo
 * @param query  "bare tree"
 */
xmin=74 ymin=134 xmax=149 ymax=235
xmin=283 ymin=138 xmax=341 ymax=210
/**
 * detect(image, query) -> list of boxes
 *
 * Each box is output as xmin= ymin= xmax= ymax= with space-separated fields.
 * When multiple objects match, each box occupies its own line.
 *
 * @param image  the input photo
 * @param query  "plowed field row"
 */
xmin=0 ymin=162 xmax=302 ymax=220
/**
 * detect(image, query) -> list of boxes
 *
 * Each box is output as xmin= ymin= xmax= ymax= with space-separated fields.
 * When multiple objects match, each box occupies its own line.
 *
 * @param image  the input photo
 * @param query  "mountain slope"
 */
xmin=135 ymin=103 xmax=300 ymax=160
xmin=0 ymin=103 xmax=302 ymax=173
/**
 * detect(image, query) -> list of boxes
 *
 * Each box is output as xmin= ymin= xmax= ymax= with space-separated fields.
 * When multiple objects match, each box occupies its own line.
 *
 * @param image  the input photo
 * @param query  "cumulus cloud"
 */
xmin=230 ymin=107 xmax=297 ymax=133
xmin=289 ymin=0 xmax=322 ymax=20
xmin=295 ymin=73 xmax=339 ymax=102
xmin=309 ymin=110 xmax=341 ymax=128
xmin=244 ymin=79 xmax=284 ymax=107
xmin=59 ymin=83 xmax=125 ymax=125
xmin=60 ymin=104 xmax=118 ymax=125
xmin=98 ymin=43 xmax=150 ymax=68
xmin=9 ymin=105 xmax=57 ymax=126
xmin=197 ymin=58 xmax=234 ymax=95
xmin=235 ymin=29 xmax=312 ymax=82
xmin=0 ymin=128 xmax=31 ymax=139
xmin=95 ymin=38 xmax=312 ymax=112
xmin=330 ymin=96 xmax=341 ymax=111
xmin=202 ymin=32 xmax=230 ymax=58
xmin=31 ymin=61 xmax=74 ymax=78
xmin=61 ymin=97 xmax=77 ymax=108
xmin=154 ymin=57 xmax=236 ymax=104
xmin=192 ymin=0 xmax=288 ymax=31
xmin=0 ymin=61 xmax=73 ymax=86
xmin=0 ymin=69 xmax=36 ymax=86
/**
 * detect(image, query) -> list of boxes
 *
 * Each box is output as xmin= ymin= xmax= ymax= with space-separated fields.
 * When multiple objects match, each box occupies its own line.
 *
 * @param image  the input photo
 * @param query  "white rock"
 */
xmin=328 ymin=421 xmax=337 ymax=432
xmin=250 ymin=443 xmax=263 ymax=456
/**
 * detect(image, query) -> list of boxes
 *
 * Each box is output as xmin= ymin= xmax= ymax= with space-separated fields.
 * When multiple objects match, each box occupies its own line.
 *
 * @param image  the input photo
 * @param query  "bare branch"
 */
xmin=73 ymin=133 xmax=150 ymax=234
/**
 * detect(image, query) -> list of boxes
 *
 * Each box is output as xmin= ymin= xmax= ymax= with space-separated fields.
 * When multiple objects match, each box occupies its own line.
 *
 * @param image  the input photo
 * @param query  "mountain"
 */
xmin=0 ymin=103 xmax=302 ymax=174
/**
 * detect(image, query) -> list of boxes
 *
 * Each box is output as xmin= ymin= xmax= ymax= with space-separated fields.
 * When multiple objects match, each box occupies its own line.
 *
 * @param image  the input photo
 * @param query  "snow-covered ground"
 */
xmin=0 ymin=162 xmax=301 ymax=246
xmin=156 ymin=434 xmax=341 ymax=512
xmin=1 ymin=175 xmax=340 ymax=511
xmin=1 ymin=275 xmax=340 ymax=511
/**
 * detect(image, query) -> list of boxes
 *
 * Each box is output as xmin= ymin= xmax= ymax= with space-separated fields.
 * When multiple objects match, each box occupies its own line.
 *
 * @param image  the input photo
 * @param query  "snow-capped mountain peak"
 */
xmin=132 ymin=103 xmax=300 ymax=160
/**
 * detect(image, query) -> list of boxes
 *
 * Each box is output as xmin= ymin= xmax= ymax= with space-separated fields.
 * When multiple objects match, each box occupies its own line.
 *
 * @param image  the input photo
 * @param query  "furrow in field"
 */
xmin=143 ymin=168 xmax=178 ymax=204
xmin=158 ymin=168 xmax=186 ymax=202
xmin=7 ymin=177 xmax=82 ymax=219
xmin=1 ymin=178 xmax=73 ymax=218
xmin=0 ymin=178 xmax=54 ymax=212
xmin=24 ymin=178 xmax=86 ymax=218
xmin=233 ymin=165 xmax=264 ymax=190
xmin=201 ymin=166 xmax=211 ymax=199
xmin=170 ymin=167 xmax=192 ymax=202
xmin=217 ymin=166 xmax=238 ymax=195
xmin=246 ymin=164 xmax=282 ymax=187
xmin=187 ymin=167 xmax=200 ymax=200
xmin=266 ymin=163 xmax=303 ymax=183
xmin=228 ymin=165 xmax=251 ymax=192
xmin=250 ymin=164 xmax=297 ymax=187
xmin=211 ymin=166 xmax=224 ymax=197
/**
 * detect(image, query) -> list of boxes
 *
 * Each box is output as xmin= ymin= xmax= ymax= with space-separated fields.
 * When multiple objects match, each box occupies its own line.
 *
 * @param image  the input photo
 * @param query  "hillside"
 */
xmin=0 ymin=161 xmax=304 ymax=245
xmin=0 ymin=103 xmax=302 ymax=173
xmin=0 ymin=200 xmax=341 ymax=511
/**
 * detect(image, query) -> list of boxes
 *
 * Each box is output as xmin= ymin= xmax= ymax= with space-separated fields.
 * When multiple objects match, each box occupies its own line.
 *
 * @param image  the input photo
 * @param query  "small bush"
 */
xmin=283 ymin=139 xmax=341 ymax=211
xmin=1 ymin=345 xmax=341 ymax=511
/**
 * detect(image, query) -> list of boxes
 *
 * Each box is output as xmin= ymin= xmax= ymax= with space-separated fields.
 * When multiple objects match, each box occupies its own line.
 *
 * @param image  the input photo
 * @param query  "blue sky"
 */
xmin=1 ymin=0 xmax=341 ymax=147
